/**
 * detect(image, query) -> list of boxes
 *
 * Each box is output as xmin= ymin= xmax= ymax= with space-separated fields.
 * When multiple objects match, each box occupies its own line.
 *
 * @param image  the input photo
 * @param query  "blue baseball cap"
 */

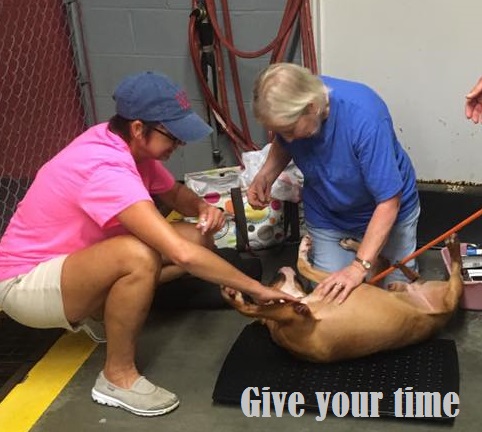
xmin=113 ymin=71 xmax=212 ymax=142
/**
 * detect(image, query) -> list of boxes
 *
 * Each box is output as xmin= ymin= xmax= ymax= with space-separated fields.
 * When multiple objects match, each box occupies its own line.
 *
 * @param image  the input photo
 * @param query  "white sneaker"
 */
xmin=91 ymin=372 xmax=180 ymax=416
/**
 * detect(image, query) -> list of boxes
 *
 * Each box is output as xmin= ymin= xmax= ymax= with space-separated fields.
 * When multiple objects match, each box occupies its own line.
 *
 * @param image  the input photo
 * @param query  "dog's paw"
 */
xmin=220 ymin=287 xmax=244 ymax=304
xmin=445 ymin=233 xmax=460 ymax=248
xmin=339 ymin=237 xmax=360 ymax=252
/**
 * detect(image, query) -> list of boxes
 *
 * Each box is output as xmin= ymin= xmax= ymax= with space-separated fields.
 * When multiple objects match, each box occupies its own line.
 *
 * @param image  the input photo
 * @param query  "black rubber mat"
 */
xmin=0 ymin=313 xmax=63 ymax=402
xmin=213 ymin=322 xmax=459 ymax=422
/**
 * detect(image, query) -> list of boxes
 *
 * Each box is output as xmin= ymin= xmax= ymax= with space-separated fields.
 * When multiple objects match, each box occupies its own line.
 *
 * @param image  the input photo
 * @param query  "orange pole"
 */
xmin=369 ymin=207 xmax=482 ymax=285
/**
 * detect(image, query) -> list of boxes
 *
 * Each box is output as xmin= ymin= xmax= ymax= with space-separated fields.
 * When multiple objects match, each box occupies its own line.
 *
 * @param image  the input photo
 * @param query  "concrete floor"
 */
xmin=30 ymin=245 xmax=482 ymax=432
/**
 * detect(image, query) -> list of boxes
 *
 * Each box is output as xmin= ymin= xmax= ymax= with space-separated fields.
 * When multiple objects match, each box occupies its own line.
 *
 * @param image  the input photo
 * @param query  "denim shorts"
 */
xmin=306 ymin=204 xmax=420 ymax=287
xmin=0 ymin=255 xmax=73 ymax=330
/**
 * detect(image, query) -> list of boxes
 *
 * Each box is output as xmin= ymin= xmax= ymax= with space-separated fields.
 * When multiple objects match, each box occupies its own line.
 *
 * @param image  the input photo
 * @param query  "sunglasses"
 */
xmin=152 ymin=126 xmax=185 ymax=146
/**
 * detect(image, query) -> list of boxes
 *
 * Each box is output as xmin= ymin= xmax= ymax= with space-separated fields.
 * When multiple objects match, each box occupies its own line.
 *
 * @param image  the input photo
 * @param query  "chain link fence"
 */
xmin=0 ymin=0 xmax=91 ymax=236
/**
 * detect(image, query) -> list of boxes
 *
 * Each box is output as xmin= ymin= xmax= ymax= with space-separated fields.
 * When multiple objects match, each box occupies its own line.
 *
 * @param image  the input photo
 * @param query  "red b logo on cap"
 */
xmin=176 ymin=91 xmax=191 ymax=110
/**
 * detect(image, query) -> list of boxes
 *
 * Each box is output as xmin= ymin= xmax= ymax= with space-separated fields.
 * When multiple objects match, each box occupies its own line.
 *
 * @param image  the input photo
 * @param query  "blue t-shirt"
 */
xmin=278 ymin=76 xmax=419 ymax=234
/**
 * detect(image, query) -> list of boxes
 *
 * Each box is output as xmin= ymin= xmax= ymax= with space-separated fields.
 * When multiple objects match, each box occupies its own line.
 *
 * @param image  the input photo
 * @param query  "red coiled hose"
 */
xmin=189 ymin=0 xmax=318 ymax=165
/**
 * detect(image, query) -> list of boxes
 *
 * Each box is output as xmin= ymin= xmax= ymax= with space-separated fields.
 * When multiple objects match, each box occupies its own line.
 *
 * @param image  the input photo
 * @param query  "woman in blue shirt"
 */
xmin=248 ymin=62 xmax=420 ymax=304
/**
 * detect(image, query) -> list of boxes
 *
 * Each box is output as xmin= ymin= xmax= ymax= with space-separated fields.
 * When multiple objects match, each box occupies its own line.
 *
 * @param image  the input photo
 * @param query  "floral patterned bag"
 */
xmin=184 ymin=166 xmax=297 ymax=250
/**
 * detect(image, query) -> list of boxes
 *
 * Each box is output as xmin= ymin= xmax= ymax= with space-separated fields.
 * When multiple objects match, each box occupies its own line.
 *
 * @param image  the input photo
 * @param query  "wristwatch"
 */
xmin=354 ymin=256 xmax=372 ymax=270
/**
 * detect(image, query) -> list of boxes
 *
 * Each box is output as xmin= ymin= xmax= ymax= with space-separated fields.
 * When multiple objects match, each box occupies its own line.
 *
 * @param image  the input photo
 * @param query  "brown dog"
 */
xmin=221 ymin=234 xmax=463 ymax=362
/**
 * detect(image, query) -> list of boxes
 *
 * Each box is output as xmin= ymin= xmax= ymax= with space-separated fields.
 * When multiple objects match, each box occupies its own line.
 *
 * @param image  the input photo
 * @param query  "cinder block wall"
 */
xmin=79 ymin=0 xmax=300 ymax=178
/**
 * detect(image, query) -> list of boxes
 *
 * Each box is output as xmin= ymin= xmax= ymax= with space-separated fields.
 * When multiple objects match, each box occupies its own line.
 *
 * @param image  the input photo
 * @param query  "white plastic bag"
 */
xmin=239 ymin=143 xmax=304 ymax=203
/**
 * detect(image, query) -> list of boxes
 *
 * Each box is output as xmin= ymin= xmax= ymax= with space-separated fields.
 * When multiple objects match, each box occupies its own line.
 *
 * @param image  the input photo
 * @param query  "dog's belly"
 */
xmin=296 ymin=288 xmax=445 ymax=353
xmin=300 ymin=284 xmax=393 ymax=319
xmin=269 ymin=304 xmax=438 ymax=362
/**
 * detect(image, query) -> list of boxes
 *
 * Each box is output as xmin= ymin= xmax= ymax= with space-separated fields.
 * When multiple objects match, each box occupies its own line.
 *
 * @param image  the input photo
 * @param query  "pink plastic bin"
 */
xmin=441 ymin=243 xmax=482 ymax=311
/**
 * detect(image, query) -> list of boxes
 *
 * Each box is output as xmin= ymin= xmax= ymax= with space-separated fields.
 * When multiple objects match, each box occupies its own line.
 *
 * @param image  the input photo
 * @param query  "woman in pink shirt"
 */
xmin=0 ymin=71 xmax=296 ymax=417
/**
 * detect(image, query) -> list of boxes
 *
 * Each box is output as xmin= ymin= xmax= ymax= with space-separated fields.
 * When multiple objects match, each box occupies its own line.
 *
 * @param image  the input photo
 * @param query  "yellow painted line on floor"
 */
xmin=0 ymin=331 xmax=97 ymax=432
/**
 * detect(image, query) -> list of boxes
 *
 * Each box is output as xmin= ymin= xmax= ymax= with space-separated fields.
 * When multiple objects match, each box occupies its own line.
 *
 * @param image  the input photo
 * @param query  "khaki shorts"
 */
xmin=0 ymin=255 xmax=74 ymax=330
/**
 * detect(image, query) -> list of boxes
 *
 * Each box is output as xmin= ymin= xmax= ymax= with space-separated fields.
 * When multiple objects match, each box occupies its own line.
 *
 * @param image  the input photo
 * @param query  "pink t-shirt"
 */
xmin=0 ymin=123 xmax=175 ymax=281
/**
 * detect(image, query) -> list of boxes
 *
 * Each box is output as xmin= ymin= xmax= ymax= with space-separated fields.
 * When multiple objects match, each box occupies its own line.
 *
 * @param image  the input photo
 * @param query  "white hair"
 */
xmin=252 ymin=62 xmax=328 ymax=127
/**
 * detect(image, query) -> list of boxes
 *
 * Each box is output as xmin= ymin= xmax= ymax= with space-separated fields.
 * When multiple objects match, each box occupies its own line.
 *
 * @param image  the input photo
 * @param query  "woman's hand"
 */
xmin=250 ymin=285 xmax=300 ymax=305
xmin=196 ymin=204 xmax=225 ymax=235
xmin=247 ymin=176 xmax=272 ymax=210
xmin=313 ymin=264 xmax=366 ymax=304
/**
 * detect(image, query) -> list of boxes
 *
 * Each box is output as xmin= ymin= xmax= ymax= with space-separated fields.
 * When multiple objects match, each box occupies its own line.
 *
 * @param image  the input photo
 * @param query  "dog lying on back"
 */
xmin=221 ymin=234 xmax=463 ymax=362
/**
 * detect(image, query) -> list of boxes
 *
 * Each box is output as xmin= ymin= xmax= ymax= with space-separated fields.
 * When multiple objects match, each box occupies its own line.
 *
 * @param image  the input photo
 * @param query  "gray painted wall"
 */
xmin=79 ymin=0 xmax=482 ymax=184
xmin=316 ymin=0 xmax=482 ymax=183
xmin=79 ymin=0 xmax=299 ymax=179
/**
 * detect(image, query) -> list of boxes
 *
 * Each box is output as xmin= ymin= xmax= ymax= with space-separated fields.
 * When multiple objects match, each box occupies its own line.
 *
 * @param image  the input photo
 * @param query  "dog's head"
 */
xmin=220 ymin=266 xmax=312 ymax=322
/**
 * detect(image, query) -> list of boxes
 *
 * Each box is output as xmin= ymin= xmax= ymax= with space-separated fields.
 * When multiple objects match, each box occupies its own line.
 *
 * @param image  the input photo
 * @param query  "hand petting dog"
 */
xmin=313 ymin=263 xmax=366 ymax=304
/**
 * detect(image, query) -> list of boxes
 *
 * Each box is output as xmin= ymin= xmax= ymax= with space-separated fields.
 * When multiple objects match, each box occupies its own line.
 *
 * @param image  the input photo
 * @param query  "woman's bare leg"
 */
xmin=60 ymin=235 xmax=162 ymax=388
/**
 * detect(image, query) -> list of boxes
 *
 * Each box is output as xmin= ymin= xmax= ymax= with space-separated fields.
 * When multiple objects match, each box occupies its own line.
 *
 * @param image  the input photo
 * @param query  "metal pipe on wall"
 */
xmin=309 ymin=0 xmax=323 ymax=73
xmin=64 ymin=0 xmax=97 ymax=127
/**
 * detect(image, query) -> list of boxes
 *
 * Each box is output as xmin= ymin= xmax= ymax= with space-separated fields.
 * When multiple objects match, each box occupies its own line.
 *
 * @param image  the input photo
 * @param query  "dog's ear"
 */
xmin=295 ymin=270 xmax=313 ymax=293
xmin=267 ymin=271 xmax=286 ymax=287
